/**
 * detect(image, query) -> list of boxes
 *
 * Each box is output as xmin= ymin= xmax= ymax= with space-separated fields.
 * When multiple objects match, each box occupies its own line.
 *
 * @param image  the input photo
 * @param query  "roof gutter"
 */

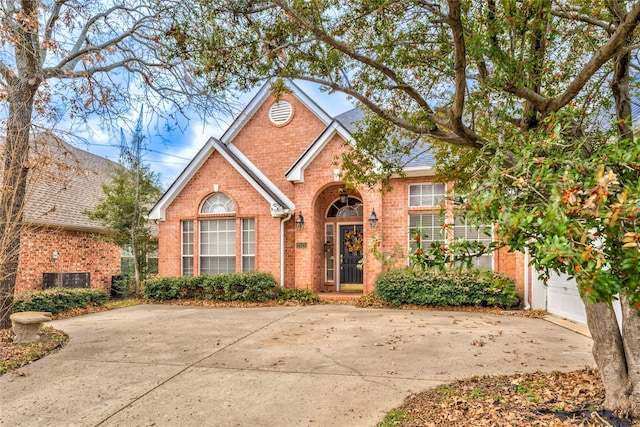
xmin=280 ymin=210 xmax=293 ymax=287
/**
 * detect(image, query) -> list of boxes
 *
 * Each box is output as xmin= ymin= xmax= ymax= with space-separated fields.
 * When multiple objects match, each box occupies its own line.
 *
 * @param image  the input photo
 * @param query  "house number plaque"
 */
xmin=296 ymin=242 xmax=307 ymax=249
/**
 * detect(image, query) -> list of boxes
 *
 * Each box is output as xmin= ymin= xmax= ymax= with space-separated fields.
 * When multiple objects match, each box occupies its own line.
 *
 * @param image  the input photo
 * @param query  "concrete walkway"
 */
xmin=0 ymin=305 xmax=594 ymax=426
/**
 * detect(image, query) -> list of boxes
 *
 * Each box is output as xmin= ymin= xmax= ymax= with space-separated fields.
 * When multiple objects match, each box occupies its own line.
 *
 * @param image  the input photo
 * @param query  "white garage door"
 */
xmin=532 ymin=271 xmax=587 ymax=325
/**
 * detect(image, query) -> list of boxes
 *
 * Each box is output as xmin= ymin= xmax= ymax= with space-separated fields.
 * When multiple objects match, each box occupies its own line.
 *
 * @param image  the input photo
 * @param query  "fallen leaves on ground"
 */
xmin=381 ymin=369 xmax=638 ymax=427
xmin=0 ymin=327 xmax=68 ymax=375
xmin=354 ymin=294 xmax=547 ymax=319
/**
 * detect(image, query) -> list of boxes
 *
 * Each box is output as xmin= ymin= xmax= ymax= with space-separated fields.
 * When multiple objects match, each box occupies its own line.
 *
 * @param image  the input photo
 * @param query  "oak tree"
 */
xmin=167 ymin=0 xmax=640 ymax=418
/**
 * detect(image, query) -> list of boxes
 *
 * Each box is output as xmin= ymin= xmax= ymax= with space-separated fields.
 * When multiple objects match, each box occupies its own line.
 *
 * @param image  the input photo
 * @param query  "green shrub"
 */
xmin=13 ymin=288 xmax=109 ymax=314
xmin=276 ymin=287 xmax=321 ymax=304
xmin=142 ymin=272 xmax=278 ymax=302
xmin=374 ymin=268 xmax=519 ymax=309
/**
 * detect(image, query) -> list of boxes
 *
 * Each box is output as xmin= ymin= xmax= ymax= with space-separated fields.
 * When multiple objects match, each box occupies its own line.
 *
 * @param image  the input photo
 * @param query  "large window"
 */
xmin=409 ymin=183 xmax=446 ymax=207
xmin=408 ymin=213 xmax=494 ymax=271
xmin=241 ymin=218 xmax=255 ymax=272
xmin=200 ymin=219 xmax=236 ymax=274
xmin=409 ymin=213 xmax=446 ymax=252
xmin=181 ymin=220 xmax=194 ymax=276
xmin=453 ymin=217 xmax=493 ymax=269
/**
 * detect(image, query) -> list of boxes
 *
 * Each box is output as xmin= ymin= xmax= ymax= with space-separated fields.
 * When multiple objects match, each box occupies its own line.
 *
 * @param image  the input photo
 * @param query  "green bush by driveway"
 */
xmin=143 ymin=272 xmax=278 ymax=302
xmin=374 ymin=268 xmax=519 ymax=308
xmin=13 ymin=288 xmax=109 ymax=314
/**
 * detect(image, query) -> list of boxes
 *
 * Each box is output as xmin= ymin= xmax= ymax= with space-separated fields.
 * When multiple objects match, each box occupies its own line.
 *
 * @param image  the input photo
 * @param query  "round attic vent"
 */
xmin=269 ymin=100 xmax=293 ymax=125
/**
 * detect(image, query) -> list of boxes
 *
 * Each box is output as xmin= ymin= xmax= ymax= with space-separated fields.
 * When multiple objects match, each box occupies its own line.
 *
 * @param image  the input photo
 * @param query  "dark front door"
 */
xmin=339 ymin=224 xmax=363 ymax=289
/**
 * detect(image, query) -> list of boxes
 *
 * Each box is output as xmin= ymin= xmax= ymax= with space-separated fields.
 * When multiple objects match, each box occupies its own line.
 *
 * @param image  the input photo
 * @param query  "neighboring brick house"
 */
xmin=149 ymin=82 xmax=525 ymax=297
xmin=10 ymin=134 xmax=121 ymax=294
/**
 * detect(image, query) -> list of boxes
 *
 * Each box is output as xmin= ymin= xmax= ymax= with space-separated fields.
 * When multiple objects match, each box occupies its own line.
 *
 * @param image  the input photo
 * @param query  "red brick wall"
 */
xmin=232 ymin=93 xmax=327 ymax=192
xmin=158 ymin=150 xmax=285 ymax=283
xmin=156 ymin=92 xmax=525 ymax=299
xmin=16 ymin=226 xmax=121 ymax=294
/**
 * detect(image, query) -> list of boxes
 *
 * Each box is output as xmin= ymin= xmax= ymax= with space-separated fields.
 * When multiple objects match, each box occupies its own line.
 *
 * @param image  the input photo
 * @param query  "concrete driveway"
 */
xmin=0 ymin=305 xmax=593 ymax=426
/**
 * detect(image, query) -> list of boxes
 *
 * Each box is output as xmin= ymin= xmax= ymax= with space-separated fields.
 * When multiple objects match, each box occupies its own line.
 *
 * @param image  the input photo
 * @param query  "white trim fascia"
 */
xmin=148 ymin=137 xmax=295 ymax=221
xmin=148 ymin=138 xmax=217 ymax=221
xmin=397 ymin=165 xmax=435 ymax=178
xmin=286 ymin=121 xmax=353 ymax=183
xmin=221 ymin=141 xmax=295 ymax=214
xmin=220 ymin=85 xmax=272 ymax=145
xmin=221 ymin=79 xmax=332 ymax=146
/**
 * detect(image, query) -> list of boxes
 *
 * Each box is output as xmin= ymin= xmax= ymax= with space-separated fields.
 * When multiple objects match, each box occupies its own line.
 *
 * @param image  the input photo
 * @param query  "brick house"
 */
xmin=149 ymin=82 xmax=525 ymax=297
xmin=11 ymin=134 xmax=121 ymax=294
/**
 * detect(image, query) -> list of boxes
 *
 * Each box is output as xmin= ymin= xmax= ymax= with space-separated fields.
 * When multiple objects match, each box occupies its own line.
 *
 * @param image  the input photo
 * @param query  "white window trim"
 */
xmin=181 ymin=220 xmax=194 ymax=276
xmin=325 ymin=223 xmax=335 ymax=282
xmin=241 ymin=218 xmax=255 ymax=272
xmin=199 ymin=218 xmax=237 ymax=275
xmin=408 ymin=183 xmax=447 ymax=207
xmin=407 ymin=213 xmax=495 ymax=271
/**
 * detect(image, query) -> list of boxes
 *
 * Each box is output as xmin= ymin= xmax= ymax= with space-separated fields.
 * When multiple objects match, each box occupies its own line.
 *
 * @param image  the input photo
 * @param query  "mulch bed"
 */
xmin=0 ymin=327 xmax=68 ymax=375
xmin=384 ymin=369 xmax=637 ymax=427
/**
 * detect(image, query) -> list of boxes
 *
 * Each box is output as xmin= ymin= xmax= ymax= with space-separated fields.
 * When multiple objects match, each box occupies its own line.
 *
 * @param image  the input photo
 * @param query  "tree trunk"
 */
xmin=583 ymin=297 xmax=640 ymax=419
xmin=0 ymin=78 xmax=39 ymax=329
xmin=131 ymin=236 xmax=141 ymax=296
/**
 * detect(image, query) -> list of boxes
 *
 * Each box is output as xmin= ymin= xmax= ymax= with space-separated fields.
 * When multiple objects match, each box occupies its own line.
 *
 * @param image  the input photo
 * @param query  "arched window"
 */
xmin=200 ymin=193 xmax=235 ymax=214
xmin=326 ymin=197 xmax=363 ymax=218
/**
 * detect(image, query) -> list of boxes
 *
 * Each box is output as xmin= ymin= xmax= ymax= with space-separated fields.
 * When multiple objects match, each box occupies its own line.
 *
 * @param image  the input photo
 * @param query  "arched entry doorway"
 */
xmin=323 ymin=191 xmax=364 ymax=292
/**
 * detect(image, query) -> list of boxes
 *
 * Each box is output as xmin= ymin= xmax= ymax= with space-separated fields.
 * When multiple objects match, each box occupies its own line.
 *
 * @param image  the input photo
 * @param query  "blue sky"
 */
xmin=73 ymin=81 xmax=355 ymax=189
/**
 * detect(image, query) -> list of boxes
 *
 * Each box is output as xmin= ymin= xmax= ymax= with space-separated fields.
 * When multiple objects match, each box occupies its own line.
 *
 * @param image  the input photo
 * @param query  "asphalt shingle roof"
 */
xmin=2 ymin=134 xmax=119 ymax=231
xmin=334 ymin=107 xmax=435 ymax=168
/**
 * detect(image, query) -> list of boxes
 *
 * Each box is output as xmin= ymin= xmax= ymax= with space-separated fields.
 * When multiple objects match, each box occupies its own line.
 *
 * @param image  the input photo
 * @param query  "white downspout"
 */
xmin=523 ymin=247 xmax=530 ymax=310
xmin=280 ymin=212 xmax=293 ymax=287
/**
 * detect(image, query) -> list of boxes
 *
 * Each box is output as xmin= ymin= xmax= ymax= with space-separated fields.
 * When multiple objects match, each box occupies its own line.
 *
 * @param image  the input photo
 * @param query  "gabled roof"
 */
xmin=1 ymin=134 xmax=120 ymax=232
xmin=286 ymin=107 xmax=436 ymax=182
xmin=220 ymin=80 xmax=332 ymax=145
xmin=148 ymin=137 xmax=294 ymax=221
xmin=285 ymin=120 xmax=355 ymax=183
xmin=150 ymin=80 xmax=332 ymax=221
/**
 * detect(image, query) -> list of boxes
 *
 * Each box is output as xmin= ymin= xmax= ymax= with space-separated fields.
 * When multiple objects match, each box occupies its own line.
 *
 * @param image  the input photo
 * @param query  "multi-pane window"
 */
xmin=241 ymin=218 xmax=255 ymax=272
xmin=409 ymin=184 xmax=446 ymax=207
xmin=453 ymin=217 xmax=493 ymax=270
xmin=408 ymin=213 xmax=446 ymax=252
xmin=200 ymin=193 xmax=235 ymax=214
xmin=325 ymin=224 xmax=335 ymax=282
xmin=181 ymin=220 xmax=194 ymax=276
xmin=200 ymin=219 xmax=236 ymax=274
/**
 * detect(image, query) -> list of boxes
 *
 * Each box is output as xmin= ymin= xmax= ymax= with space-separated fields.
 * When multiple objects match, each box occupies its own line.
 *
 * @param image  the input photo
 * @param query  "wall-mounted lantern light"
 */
xmin=52 ymin=251 xmax=59 ymax=261
xmin=295 ymin=211 xmax=305 ymax=231
xmin=368 ymin=209 xmax=379 ymax=229
xmin=339 ymin=188 xmax=348 ymax=204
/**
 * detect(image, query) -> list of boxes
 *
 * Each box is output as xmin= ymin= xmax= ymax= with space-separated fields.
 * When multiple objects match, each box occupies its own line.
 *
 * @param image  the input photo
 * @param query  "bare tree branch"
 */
xmin=546 ymin=1 xmax=640 ymax=114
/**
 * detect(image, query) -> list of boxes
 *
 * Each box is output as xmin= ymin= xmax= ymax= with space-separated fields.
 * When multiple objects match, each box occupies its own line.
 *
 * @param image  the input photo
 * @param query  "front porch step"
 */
xmin=319 ymin=292 xmax=363 ymax=302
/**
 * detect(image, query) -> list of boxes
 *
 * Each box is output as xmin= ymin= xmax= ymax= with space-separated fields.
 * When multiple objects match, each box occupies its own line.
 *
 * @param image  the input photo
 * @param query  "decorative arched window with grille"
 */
xmin=326 ymin=197 xmax=363 ymax=218
xmin=200 ymin=193 xmax=235 ymax=214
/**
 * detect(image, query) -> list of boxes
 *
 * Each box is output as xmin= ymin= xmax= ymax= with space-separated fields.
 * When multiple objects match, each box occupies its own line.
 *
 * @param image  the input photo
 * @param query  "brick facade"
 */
xmin=153 ymin=87 xmax=526 ymax=300
xmin=16 ymin=226 xmax=121 ymax=294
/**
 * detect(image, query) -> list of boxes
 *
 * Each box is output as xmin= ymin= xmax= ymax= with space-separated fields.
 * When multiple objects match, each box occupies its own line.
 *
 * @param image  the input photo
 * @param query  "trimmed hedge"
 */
xmin=374 ymin=268 xmax=519 ymax=308
xmin=13 ymin=287 xmax=109 ymax=314
xmin=276 ymin=287 xmax=320 ymax=304
xmin=143 ymin=272 xmax=278 ymax=302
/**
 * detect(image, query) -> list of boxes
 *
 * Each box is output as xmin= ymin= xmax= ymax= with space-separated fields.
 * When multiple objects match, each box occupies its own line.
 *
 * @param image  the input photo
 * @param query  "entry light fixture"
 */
xmin=52 ymin=251 xmax=59 ymax=261
xmin=295 ymin=211 xmax=305 ymax=231
xmin=339 ymin=188 xmax=348 ymax=204
xmin=368 ymin=209 xmax=379 ymax=229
